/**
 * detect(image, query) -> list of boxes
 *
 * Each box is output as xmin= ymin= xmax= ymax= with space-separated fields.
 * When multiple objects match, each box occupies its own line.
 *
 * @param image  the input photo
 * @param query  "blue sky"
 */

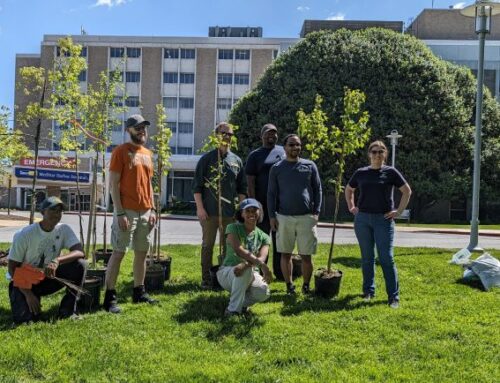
xmin=0 ymin=0 xmax=469 ymax=118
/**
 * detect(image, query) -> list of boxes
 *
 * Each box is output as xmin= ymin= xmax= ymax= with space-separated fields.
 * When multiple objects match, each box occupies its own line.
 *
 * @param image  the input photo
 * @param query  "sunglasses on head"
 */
xmin=370 ymin=150 xmax=385 ymax=155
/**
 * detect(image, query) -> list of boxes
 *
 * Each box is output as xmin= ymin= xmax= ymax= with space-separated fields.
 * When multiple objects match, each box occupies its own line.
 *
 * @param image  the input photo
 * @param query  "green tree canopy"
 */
xmin=230 ymin=29 xmax=500 ymax=212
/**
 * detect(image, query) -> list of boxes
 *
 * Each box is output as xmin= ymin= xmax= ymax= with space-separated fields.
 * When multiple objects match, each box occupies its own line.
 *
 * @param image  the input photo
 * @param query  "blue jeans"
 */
xmin=354 ymin=212 xmax=399 ymax=302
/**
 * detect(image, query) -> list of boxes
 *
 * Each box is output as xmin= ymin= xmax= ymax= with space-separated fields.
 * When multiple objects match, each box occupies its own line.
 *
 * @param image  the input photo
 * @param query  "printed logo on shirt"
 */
xmin=128 ymin=151 xmax=152 ymax=170
xmin=227 ymin=161 xmax=240 ymax=174
xmin=297 ymin=165 xmax=311 ymax=173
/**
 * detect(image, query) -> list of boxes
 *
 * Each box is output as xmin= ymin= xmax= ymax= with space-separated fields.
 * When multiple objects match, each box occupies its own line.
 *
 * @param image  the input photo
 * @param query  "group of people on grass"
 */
xmin=6 ymin=114 xmax=411 ymax=324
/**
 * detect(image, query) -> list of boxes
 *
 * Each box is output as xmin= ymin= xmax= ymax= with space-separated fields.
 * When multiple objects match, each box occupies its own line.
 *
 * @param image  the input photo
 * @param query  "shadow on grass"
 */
xmin=455 ymin=278 xmax=485 ymax=291
xmin=174 ymin=294 xmax=265 ymax=341
xmin=271 ymin=293 xmax=386 ymax=316
xmin=161 ymin=280 xmax=201 ymax=295
xmin=332 ymin=256 xmax=362 ymax=268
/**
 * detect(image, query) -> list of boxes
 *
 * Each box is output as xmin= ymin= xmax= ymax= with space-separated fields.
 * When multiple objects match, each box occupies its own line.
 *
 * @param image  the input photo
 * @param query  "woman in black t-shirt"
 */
xmin=345 ymin=140 xmax=412 ymax=308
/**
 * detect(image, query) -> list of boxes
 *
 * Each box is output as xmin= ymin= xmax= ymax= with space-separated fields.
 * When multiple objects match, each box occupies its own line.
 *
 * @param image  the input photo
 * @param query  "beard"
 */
xmin=130 ymin=133 xmax=145 ymax=145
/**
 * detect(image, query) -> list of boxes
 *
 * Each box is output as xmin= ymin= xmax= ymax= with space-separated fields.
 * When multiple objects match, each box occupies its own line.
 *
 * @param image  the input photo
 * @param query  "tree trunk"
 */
xmin=327 ymin=153 xmax=344 ymax=273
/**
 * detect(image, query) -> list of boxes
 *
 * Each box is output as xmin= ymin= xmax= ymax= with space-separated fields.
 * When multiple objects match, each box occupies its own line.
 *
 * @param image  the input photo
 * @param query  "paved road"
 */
xmin=1 ymin=213 xmax=498 ymax=249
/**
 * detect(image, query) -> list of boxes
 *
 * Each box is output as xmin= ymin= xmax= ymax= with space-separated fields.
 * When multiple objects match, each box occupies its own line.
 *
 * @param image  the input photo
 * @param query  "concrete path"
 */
xmin=0 ymin=212 xmax=498 ymax=249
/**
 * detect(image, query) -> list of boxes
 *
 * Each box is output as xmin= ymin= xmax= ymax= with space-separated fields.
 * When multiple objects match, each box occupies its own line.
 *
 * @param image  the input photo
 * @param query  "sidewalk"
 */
xmin=2 ymin=211 xmax=498 ymax=238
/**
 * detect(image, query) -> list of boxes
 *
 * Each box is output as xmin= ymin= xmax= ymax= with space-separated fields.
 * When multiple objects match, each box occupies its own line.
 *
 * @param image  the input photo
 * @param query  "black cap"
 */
xmin=126 ymin=114 xmax=151 ymax=128
xmin=261 ymin=124 xmax=277 ymax=137
xmin=39 ymin=196 xmax=66 ymax=212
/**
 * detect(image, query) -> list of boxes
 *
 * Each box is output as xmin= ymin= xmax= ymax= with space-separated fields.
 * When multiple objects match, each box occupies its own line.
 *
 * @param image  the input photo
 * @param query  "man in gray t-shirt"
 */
xmin=267 ymin=134 xmax=322 ymax=295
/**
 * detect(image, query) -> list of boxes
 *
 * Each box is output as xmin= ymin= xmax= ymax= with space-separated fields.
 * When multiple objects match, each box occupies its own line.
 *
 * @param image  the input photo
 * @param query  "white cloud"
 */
xmin=297 ymin=6 xmax=310 ymax=12
xmin=93 ymin=0 xmax=127 ymax=7
xmin=452 ymin=2 xmax=466 ymax=9
xmin=327 ymin=12 xmax=345 ymax=21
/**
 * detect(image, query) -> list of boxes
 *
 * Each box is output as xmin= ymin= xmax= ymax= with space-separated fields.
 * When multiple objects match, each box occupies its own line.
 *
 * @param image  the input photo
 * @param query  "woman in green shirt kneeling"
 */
xmin=217 ymin=198 xmax=273 ymax=316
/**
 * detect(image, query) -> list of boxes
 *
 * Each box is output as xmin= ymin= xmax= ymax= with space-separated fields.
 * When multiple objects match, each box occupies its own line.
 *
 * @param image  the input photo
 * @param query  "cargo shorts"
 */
xmin=111 ymin=209 xmax=153 ymax=252
xmin=276 ymin=213 xmax=318 ymax=255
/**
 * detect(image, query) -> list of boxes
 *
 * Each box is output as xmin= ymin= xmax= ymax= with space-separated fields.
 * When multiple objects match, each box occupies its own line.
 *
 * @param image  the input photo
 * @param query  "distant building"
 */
xmin=12 ymin=30 xmax=297 ymax=210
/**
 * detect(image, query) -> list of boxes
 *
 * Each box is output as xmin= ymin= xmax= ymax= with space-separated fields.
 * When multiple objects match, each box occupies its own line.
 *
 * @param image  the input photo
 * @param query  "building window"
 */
xmin=217 ymin=98 xmax=232 ymax=109
xmin=166 ymin=121 xmax=177 ymax=133
xmin=81 ymin=47 xmax=87 ymax=57
xmin=219 ymin=49 xmax=233 ymax=60
xmin=235 ymin=49 xmax=250 ymax=60
xmin=273 ymin=50 xmax=279 ymax=59
xmin=179 ymin=98 xmax=194 ymax=109
xmin=125 ymin=96 xmax=140 ymax=107
xmin=178 ymin=122 xmax=193 ymax=133
xmin=234 ymin=74 xmax=249 ymax=85
xmin=126 ymin=47 xmax=141 ymax=58
xmin=180 ymin=73 xmax=195 ymax=84
xmin=78 ymin=70 xmax=87 ymax=82
xmin=163 ymin=72 xmax=178 ymax=83
xmin=112 ymin=96 xmax=124 ymax=107
xmin=218 ymin=73 xmax=232 ymax=85
xmin=125 ymin=71 xmax=140 ymax=82
xmin=180 ymin=49 xmax=195 ymax=59
xmin=164 ymin=48 xmax=179 ymax=59
xmin=163 ymin=97 xmax=177 ymax=109
xmin=110 ymin=47 xmax=125 ymax=58
xmin=111 ymin=123 xmax=123 ymax=132
xmin=176 ymin=147 xmax=193 ymax=155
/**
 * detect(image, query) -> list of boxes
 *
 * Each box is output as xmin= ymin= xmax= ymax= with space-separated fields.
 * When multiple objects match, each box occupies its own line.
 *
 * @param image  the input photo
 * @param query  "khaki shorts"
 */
xmin=111 ymin=209 xmax=153 ymax=252
xmin=276 ymin=213 xmax=318 ymax=255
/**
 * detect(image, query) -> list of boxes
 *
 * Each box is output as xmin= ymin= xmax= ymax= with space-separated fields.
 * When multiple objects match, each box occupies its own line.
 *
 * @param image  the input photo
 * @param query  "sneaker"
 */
xmin=302 ymin=284 xmax=312 ymax=295
xmin=200 ymin=280 xmax=212 ymax=290
xmin=362 ymin=293 xmax=374 ymax=302
xmin=389 ymin=299 xmax=400 ymax=309
xmin=286 ymin=283 xmax=296 ymax=295
xmin=132 ymin=285 xmax=159 ymax=305
xmin=224 ymin=308 xmax=239 ymax=317
xmin=241 ymin=307 xmax=252 ymax=317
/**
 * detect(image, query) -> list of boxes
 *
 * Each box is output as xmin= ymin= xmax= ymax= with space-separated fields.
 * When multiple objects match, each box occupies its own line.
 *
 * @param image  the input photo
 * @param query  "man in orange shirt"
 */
xmin=104 ymin=114 xmax=158 ymax=313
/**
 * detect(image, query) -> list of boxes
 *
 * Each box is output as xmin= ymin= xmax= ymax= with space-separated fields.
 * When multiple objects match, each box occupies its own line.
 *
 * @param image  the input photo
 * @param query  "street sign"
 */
xmin=14 ymin=167 xmax=90 ymax=184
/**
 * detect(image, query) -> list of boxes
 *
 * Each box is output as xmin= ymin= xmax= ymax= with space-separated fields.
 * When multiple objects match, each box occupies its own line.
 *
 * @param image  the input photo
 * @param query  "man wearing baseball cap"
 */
xmin=104 ymin=114 xmax=158 ymax=313
xmin=7 ymin=196 xmax=86 ymax=323
xmin=245 ymin=123 xmax=285 ymax=280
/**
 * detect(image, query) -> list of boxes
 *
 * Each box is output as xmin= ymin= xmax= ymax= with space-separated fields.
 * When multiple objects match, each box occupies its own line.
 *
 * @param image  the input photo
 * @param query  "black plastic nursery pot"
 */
xmin=292 ymin=254 xmax=303 ymax=280
xmin=314 ymin=269 xmax=343 ymax=298
xmin=95 ymin=249 xmax=113 ymax=266
xmin=144 ymin=264 xmax=165 ymax=291
xmin=78 ymin=277 xmax=101 ymax=313
xmin=209 ymin=265 xmax=222 ymax=290
xmin=87 ymin=267 xmax=107 ymax=288
xmin=156 ymin=256 xmax=172 ymax=281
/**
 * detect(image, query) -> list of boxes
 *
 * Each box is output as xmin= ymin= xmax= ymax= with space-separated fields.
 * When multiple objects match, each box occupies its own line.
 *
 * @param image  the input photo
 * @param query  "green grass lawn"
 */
xmin=0 ymin=244 xmax=499 ymax=382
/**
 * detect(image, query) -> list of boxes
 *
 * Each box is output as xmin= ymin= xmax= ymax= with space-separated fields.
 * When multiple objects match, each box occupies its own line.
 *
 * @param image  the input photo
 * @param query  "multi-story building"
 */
xmin=12 ymin=29 xmax=297 ymax=210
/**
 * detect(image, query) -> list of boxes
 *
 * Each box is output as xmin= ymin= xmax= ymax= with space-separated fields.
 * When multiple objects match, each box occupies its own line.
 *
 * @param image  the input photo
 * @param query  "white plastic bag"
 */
xmin=450 ymin=248 xmax=472 ymax=265
xmin=470 ymin=253 xmax=500 ymax=291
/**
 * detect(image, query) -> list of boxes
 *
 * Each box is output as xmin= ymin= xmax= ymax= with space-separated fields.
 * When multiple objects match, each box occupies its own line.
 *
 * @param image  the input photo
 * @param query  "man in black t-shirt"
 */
xmin=245 ymin=123 xmax=285 ymax=280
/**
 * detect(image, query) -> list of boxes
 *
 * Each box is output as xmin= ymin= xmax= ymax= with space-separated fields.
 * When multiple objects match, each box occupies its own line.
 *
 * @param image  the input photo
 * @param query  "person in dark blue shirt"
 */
xmin=245 ymin=123 xmax=285 ymax=280
xmin=345 ymin=140 xmax=411 ymax=309
xmin=268 ymin=134 xmax=322 ymax=295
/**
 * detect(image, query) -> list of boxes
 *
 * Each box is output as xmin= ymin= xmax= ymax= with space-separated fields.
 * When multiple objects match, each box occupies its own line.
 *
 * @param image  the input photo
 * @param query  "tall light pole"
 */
xmin=386 ymin=129 xmax=402 ymax=167
xmin=459 ymin=1 xmax=500 ymax=253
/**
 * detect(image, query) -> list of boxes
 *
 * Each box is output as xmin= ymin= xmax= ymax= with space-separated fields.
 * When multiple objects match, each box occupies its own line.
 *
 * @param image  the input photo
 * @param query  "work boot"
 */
xmin=103 ymin=289 xmax=121 ymax=314
xmin=132 ymin=285 xmax=158 ymax=305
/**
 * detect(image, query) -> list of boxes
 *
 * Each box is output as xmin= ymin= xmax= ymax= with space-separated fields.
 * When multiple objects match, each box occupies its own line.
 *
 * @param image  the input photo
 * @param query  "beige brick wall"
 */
xmin=251 ymin=49 xmax=273 ymax=88
xmin=408 ymin=9 xmax=500 ymax=40
xmin=141 ymin=47 xmax=162 ymax=136
xmin=194 ymin=48 xmax=217 ymax=152
xmin=87 ymin=46 xmax=108 ymax=86
xmin=14 ymin=55 xmax=41 ymax=144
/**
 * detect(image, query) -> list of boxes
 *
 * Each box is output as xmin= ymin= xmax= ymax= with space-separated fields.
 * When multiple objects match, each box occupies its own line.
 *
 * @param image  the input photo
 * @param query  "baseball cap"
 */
xmin=261 ymin=124 xmax=277 ymax=137
xmin=39 ymin=196 xmax=66 ymax=212
xmin=126 ymin=114 xmax=151 ymax=128
xmin=239 ymin=198 xmax=261 ymax=211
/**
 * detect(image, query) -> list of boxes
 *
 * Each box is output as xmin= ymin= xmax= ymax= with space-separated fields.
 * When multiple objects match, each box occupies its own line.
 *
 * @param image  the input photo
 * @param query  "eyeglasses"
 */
xmin=370 ymin=150 xmax=385 ymax=155
xmin=221 ymin=131 xmax=234 ymax=137
xmin=132 ymin=125 xmax=147 ymax=132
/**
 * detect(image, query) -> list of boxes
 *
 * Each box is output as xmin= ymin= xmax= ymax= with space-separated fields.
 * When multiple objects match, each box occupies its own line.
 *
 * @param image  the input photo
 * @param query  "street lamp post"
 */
xmin=386 ymin=129 xmax=402 ymax=167
xmin=459 ymin=1 xmax=500 ymax=252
